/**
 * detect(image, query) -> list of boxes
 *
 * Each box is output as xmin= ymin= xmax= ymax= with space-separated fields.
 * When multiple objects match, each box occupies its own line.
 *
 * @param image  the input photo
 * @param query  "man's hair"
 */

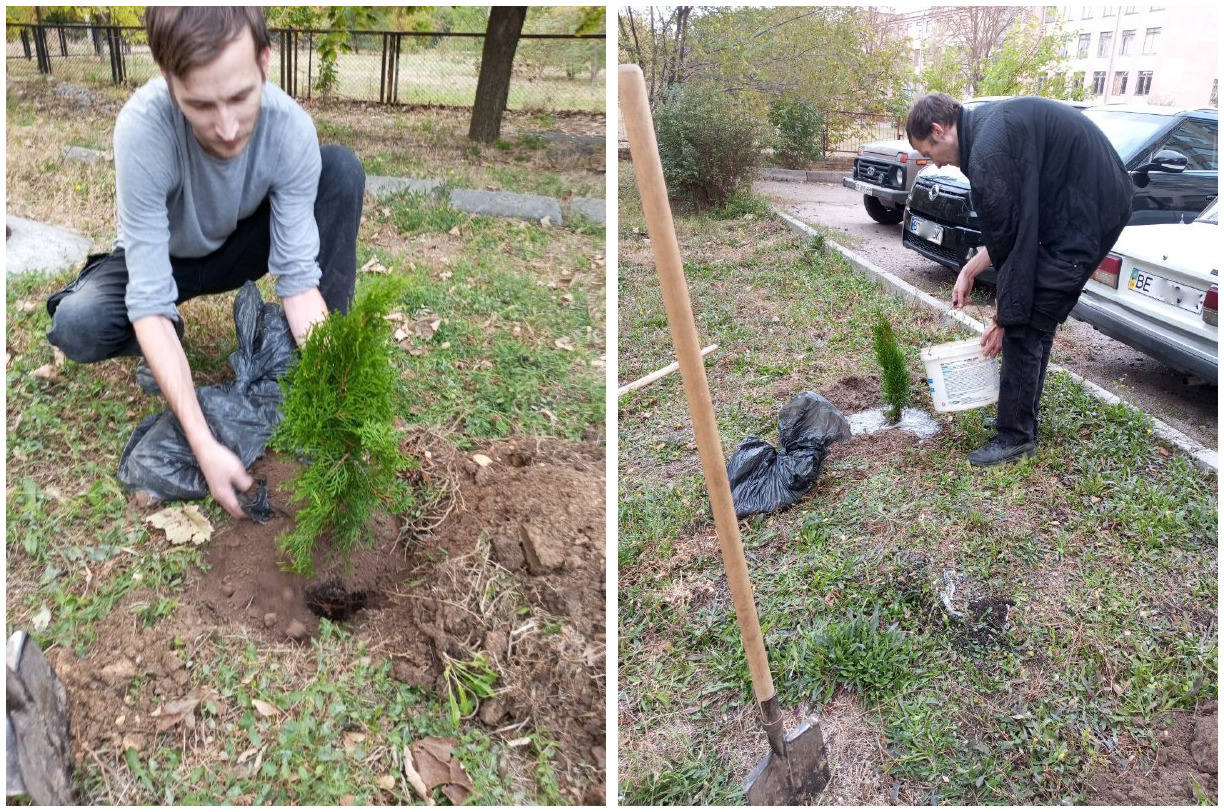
xmin=905 ymin=92 xmax=962 ymax=143
xmin=145 ymin=6 xmax=270 ymax=79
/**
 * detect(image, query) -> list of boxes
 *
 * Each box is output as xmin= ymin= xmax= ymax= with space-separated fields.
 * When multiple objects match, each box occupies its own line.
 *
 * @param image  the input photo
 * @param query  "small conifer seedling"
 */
xmin=271 ymin=278 xmax=407 ymax=575
xmin=872 ymin=311 xmax=911 ymax=424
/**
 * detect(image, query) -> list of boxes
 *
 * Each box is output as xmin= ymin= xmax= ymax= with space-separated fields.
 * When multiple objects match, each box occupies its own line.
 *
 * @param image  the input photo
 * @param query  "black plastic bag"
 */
xmin=726 ymin=391 xmax=851 ymax=519
xmin=117 ymin=282 xmax=297 ymax=502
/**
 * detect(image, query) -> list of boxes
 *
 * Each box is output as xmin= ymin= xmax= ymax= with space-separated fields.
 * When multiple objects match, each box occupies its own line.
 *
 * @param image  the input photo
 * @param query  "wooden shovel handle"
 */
xmin=618 ymin=65 xmax=776 ymax=705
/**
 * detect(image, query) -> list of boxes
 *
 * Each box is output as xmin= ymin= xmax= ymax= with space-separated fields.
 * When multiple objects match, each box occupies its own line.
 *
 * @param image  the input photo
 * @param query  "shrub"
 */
xmin=767 ymin=98 xmax=824 ymax=168
xmin=872 ymin=311 xmax=911 ymax=423
xmin=653 ymin=82 xmax=762 ymax=212
xmin=271 ymin=278 xmax=408 ymax=575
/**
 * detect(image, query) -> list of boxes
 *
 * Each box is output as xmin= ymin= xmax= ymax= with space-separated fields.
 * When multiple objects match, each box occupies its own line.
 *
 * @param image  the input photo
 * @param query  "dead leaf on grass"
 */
xmin=554 ymin=336 xmax=576 ymax=351
xmin=448 ymin=226 xmax=461 ymax=237
xmin=409 ymin=737 xmax=474 ymax=806
xmin=31 ymin=606 xmax=52 ymax=631
xmin=414 ymin=316 xmax=442 ymax=340
xmin=16 ymin=299 xmax=38 ymax=312
xmin=393 ymin=327 xmax=409 ymax=343
xmin=251 ymin=698 xmax=280 ymax=718
xmin=402 ymin=744 xmax=435 ymax=805
xmin=145 ymin=505 xmax=213 ymax=545
xmin=375 ymin=774 xmax=397 ymax=791
xmin=31 ymin=363 xmax=58 ymax=380
xmin=549 ymin=272 xmax=575 ymax=289
xmin=361 ymin=257 xmax=390 ymax=274
xmin=152 ymin=698 xmax=200 ymax=732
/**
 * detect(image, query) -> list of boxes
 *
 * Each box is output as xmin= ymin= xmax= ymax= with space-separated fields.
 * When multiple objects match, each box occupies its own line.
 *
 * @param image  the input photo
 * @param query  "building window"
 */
xmin=1143 ymin=27 xmax=1160 ymax=54
xmin=1113 ymin=71 xmax=1128 ymax=95
xmin=1078 ymin=33 xmax=1092 ymax=58
xmin=1136 ymin=71 xmax=1153 ymax=95
xmin=1082 ymin=6 xmax=1093 ymax=18
xmin=1098 ymin=31 xmax=1113 ymax=57
xmin=1140 ymin=6 xmax=1154 ymax=12
xmin=1102 ymin=5 xmax=1114 ymax=14
xmin=1120 ymin=29 xmax=1135 ymax=55
xmin=1092 ymin=71 xmax=1107 ymax=95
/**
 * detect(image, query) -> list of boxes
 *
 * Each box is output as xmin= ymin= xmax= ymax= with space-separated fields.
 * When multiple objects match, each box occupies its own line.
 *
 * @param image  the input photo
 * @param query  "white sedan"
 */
xmin=1071 ymin=199 xmax=1218 ymax=383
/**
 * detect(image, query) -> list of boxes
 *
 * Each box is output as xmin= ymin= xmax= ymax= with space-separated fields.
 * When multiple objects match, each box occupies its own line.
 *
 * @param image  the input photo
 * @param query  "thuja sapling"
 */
xmin=271 ymin=278 xmax=407 ymax=575
xmin=872 ymin=311 xmax=911 ymax=424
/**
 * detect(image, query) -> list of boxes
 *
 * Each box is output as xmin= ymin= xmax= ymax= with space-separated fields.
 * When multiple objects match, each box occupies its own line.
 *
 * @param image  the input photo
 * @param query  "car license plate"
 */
xmin=1128 ymin=268 xmax=1205 ymax=314
xmin=908 ymin=215 xmax=943 ymax=245
xmin=854 ymin=181 xmax=872 ymax=194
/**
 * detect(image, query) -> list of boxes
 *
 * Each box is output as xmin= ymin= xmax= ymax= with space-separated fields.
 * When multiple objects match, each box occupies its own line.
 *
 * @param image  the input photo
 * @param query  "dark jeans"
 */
xmin=995 ymin=323 xmax=1057 ymax=446
xmin=47 ymin=145 xmax=364 ymax=363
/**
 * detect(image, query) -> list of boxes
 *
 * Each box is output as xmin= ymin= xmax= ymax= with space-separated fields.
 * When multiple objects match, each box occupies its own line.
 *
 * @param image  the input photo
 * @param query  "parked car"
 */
xmin=842 ymin=138 xmax=930 ymax=224
xmin=1070 ymin=198 xmax=1218 ymax=382
xmin=901 ymin=102 xmax=1218 ymax=283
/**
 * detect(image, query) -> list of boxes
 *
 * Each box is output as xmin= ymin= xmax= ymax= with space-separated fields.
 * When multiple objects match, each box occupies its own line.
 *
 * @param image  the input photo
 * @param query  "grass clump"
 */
xmin=872 ymin=310 xmax=911 ymax=422
xmin=271 ymin=278 xmax=408 ymax=575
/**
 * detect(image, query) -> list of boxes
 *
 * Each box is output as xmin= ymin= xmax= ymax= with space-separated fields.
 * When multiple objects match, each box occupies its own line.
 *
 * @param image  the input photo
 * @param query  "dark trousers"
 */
xmin=47 ymin=145 xmax=364 ymax=363
xmin=996 ymin=323 xmax=1057 ymax=446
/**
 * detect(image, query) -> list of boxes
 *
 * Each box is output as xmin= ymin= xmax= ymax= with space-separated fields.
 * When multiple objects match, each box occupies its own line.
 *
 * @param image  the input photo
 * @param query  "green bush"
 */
xmin=767 ymin=98 xmax=824 ymax=168
xmin=653 ymin=82 xmax=762 ymax=212
xmin=271 ymin=278 xmax=408 ymax=575
xmin=872 ymin=311 xmax=911 ymax=423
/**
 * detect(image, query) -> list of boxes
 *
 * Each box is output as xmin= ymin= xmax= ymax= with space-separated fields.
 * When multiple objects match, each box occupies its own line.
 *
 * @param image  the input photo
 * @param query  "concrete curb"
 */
xmin=759 ymin=168 xmax=846 ymax=185
xmin=366 ymin=174 xmax=605 ymax=226
xmin=774 ymin=207 xmax=1218 ymax=474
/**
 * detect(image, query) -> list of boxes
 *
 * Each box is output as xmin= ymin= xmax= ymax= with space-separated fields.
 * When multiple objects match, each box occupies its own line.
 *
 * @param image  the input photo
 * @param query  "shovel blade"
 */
xmin=744 ymin=718 xmax=830 ymax=806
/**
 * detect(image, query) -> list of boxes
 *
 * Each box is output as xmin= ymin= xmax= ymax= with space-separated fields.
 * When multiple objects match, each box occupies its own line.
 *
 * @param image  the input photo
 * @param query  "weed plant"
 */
xmin=271 ymin=278 xmax=408 ymax=575
xmin=872 ymin=311 xmax=911 ymax=422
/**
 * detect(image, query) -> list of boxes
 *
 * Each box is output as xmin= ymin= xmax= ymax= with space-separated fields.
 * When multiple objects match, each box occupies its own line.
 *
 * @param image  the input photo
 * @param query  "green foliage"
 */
xmin=271 ymin=278 xmax=408 ymax=575
xmin=442 ymin=653 xmax=499 ymax=727
xmin=654 ymin=82 xmax=763 ymax=212
xmin=814 ymin=606 xmax=925 ymax=707
xmin=872 ymin=311 xmax=911 ymax=423
xmin=767 ymin=98 xmax=824 ymax=168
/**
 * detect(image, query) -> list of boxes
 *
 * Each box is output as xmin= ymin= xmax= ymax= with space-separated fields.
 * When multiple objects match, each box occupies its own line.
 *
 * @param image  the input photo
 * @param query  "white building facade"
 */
xmin=1042 ymin=5 xmax=1217 ymax=108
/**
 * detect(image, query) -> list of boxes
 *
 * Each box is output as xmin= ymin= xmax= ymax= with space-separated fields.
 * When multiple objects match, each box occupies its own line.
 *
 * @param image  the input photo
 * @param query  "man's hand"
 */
xmin=952 ymin=247 xmax=993 ymax=309
xmin=133 ymin=314 xmax=253 ymax=518
xmin=196 ymin=439 xmax=254 ymax=517
xmin=981 ymin=321 xmax=1004 ymax=358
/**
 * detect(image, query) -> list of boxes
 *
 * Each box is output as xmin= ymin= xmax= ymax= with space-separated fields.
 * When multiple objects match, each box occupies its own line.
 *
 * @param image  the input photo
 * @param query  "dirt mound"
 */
xmin=1085 ymin=701 xmax=1217 ymax=805
xmin=49 ymin=436 xmax=606 ymax=803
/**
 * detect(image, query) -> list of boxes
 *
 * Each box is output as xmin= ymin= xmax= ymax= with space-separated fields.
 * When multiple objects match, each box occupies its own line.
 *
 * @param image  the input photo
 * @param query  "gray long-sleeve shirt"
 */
xmin=114 ymin=77 xmax=322 ymax=323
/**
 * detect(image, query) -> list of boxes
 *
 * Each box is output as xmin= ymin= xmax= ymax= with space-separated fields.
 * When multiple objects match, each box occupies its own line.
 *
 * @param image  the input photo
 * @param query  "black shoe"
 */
xmin=967 ymin=437 xmax=1035 ymax=467
xmin=135 ymin=359 xmax=161 ymax=396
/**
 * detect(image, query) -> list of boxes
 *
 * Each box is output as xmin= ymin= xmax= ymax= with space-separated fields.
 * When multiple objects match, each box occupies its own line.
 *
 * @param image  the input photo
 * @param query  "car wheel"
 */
xmin=864 ymin=195 xmax=904 ymax=225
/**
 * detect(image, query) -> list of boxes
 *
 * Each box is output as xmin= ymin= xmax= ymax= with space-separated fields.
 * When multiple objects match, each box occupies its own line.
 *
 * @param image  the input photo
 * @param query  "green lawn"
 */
xmin=617 ymin=163 xmax=1217 ymax=805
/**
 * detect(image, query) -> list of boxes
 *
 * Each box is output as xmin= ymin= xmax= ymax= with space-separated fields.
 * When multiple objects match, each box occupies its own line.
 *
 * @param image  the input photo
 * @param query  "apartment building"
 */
xmin=1042 ymin=5 xmax=1218 ymax=108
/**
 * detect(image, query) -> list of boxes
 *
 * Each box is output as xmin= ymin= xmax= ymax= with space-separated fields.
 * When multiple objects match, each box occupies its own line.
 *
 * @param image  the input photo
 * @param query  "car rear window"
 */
xmin=1082 ymin=109 xmax=1174 ymax=162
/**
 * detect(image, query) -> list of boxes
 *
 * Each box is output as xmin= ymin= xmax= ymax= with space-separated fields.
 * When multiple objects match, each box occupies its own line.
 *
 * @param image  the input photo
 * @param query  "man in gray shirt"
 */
xmin=46 ymin=7 xmax=364 ymax=517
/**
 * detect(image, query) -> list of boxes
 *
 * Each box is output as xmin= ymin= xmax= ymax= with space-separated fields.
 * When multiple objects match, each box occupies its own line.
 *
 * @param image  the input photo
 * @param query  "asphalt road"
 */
xmin=757 ymin=178 xmax=1218 ymax=452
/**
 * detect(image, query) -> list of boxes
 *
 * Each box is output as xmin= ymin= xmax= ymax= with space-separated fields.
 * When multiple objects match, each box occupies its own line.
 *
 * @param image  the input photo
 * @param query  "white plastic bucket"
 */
xmin=921 ymin=338 xmax=1000 ymax=412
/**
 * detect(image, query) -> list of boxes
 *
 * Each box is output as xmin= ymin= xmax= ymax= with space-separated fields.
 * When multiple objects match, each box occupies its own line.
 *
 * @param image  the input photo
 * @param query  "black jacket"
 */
xmin=959 ymin=98 xmax=1133 ymax=330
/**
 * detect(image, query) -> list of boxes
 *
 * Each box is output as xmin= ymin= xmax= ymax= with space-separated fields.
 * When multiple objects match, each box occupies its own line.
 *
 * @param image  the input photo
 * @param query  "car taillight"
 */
xmin=1092 ymin=254 xmax=1122 ymax=289
xmin=1204 ymin=285 xmax=1218 ymax=325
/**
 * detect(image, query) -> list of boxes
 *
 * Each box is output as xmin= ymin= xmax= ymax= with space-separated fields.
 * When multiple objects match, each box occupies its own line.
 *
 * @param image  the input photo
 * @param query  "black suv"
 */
xmin=902 ymin=103 xmax=1219 ymax=282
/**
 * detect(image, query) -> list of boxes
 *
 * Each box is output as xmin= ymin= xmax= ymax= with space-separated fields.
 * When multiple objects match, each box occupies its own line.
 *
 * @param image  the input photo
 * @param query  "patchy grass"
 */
xmin=6 ymin=79 xmax=605 ymax=804
xmin=617 ymin=162 xmax=1217 ymax=805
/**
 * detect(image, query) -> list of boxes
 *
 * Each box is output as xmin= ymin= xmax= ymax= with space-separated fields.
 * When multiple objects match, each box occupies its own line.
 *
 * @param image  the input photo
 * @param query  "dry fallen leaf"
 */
xmin=448 ymin=226 xmax=461 ymax=237
xmin=360 ymin=257 xmax=390 ymax=274
xmin=554 ymin=336 xmax=576 ymax=351
xmin=472 ymin=454 xmax=493 ymax=468
xmin=152 ymin=697 xmax=200 ymax=732
xmin=414 ymin=317 xmax=442 ymax=340
xmin=375 ymin=775 xmax=397 ymax=792
xmin=402 ymin=744 xmax=435 ymax=805
xmin=410 ymin=737 xmax=473 ymax=806
xmin=31 ymin=363 xmax=58 ymax=380
xmin=251 ymin=698 xmax=279 ymax=718
xmin=145 ymin=505 xmax=213 ymax=545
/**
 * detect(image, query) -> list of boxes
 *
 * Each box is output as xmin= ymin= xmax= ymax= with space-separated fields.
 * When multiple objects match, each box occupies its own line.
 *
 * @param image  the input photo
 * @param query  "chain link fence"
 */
xmin=6 ymin=23 xmax=605 ymax=113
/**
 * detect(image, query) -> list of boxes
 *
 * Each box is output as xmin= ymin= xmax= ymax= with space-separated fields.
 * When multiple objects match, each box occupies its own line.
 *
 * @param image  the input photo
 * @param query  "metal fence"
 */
xmin=824 ymin=111 xmax=904 ymax=155
xmin=5 ymin=23 xmax=605 ymax=112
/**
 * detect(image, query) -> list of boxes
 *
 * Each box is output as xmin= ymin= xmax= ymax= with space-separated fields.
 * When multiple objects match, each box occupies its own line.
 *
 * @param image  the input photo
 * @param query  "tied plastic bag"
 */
xmin=726 ymin=391 xmax=851 ymax=519
xmin=118 ymin=282 xmax=297 ymax=502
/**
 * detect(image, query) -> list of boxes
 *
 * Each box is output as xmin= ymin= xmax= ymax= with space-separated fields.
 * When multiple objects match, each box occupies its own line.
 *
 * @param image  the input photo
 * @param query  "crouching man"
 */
xmin=46 ymin=7 xmax=364 ymax=515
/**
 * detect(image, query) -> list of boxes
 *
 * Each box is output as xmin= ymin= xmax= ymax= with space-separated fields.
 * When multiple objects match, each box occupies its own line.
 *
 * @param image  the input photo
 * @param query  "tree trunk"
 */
xmin=468 ymin=7 xmax=527 ymax=143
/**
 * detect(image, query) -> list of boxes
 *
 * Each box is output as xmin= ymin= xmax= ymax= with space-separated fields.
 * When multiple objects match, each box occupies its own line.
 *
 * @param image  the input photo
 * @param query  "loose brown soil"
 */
xmin=48 ymin=435 xmax=606 ymax=804
xmin=1085 ymin=701 xmax=1218 ymax=805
